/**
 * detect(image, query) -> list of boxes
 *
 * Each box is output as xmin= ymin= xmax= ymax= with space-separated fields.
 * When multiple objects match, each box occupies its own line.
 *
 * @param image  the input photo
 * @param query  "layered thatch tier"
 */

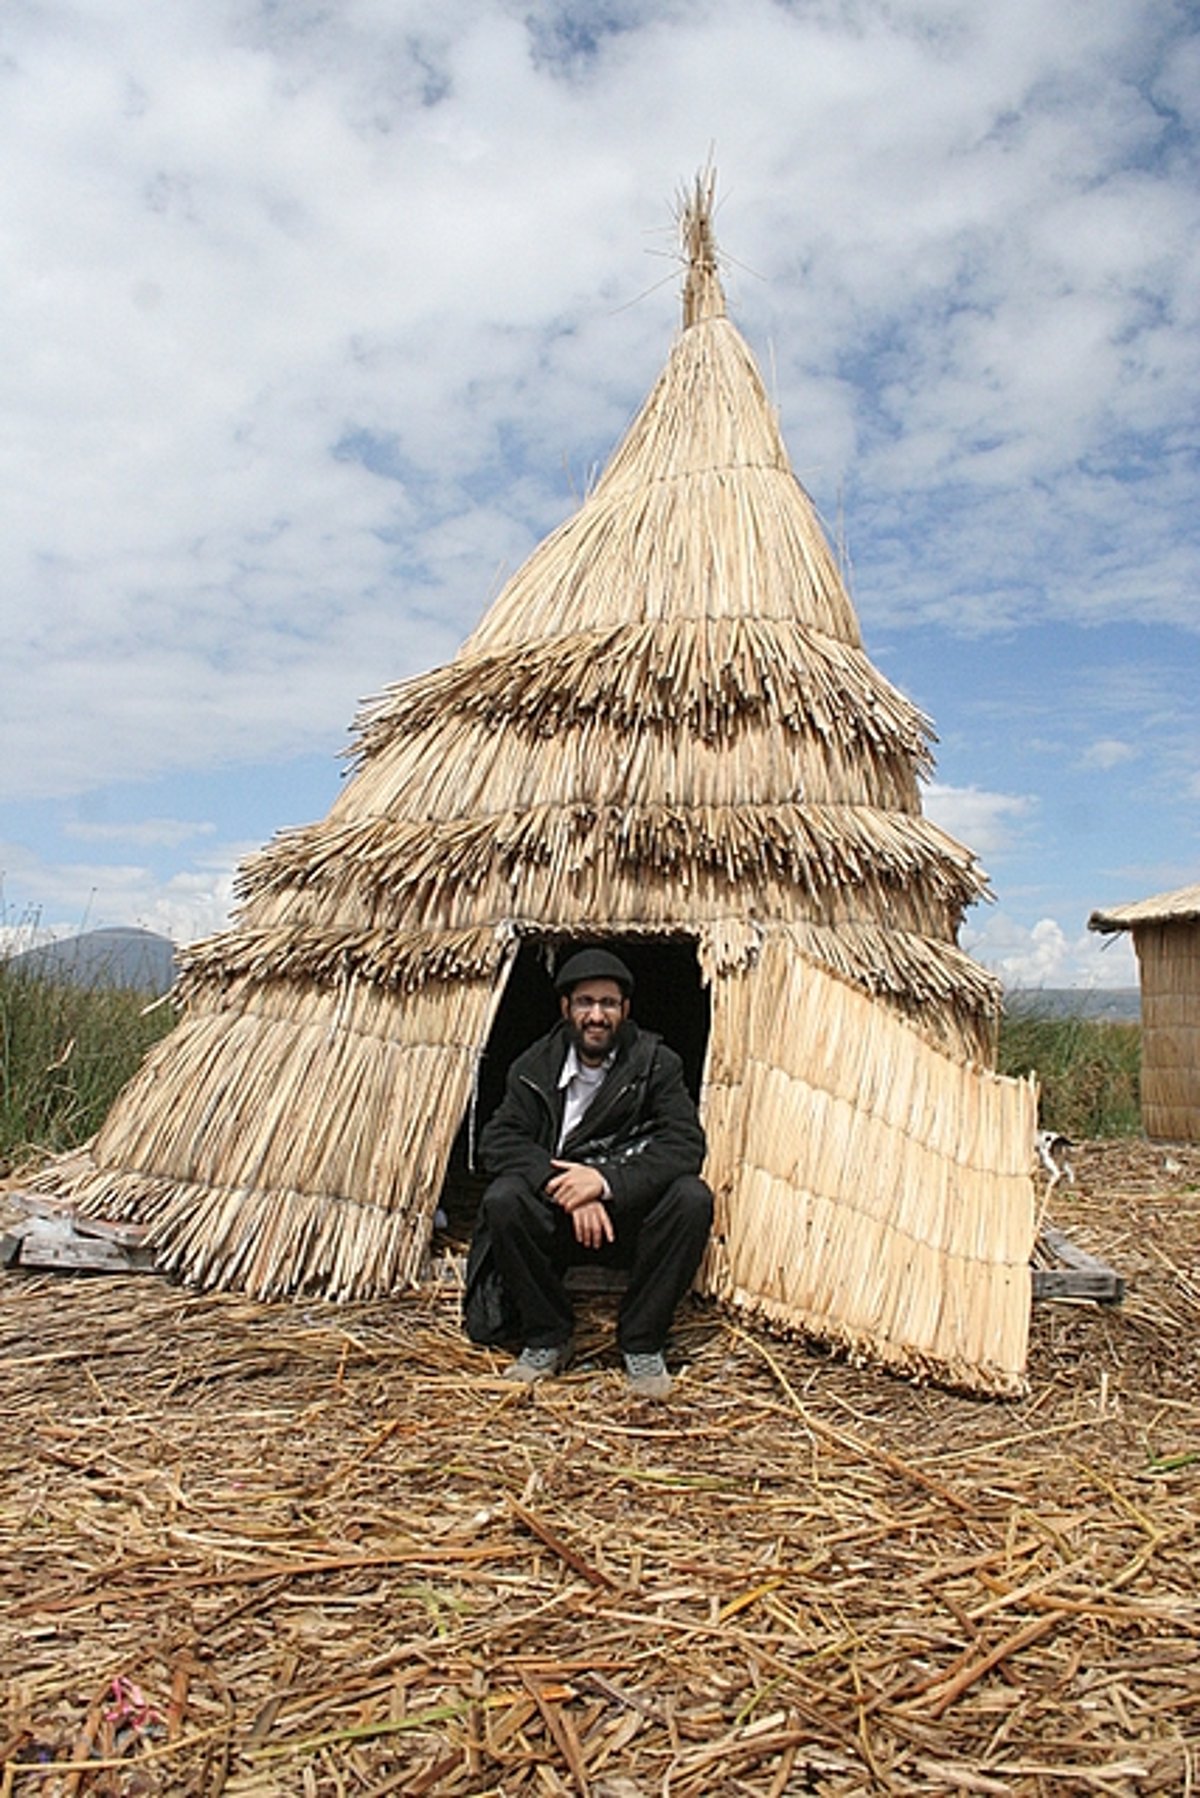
xmin=174 ymin=920 xmax=998 ymax=1026
xmin=29 ymin=178 xmax=1036 ymax=1391
xmin=222 ymin=809 xmax=982 ymax=946
xmin=356 ymin=619 xmax=924 ymax=751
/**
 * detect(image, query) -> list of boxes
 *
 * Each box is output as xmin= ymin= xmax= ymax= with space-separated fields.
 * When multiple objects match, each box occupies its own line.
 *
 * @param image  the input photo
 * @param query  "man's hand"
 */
xmin=546 ymin=1160 xmax=614 ymax=1248
xmin=567 ymin=1199 xmax=614 ymax=1249
xmin=546 ymin=1160 xmax=607 ymax=1210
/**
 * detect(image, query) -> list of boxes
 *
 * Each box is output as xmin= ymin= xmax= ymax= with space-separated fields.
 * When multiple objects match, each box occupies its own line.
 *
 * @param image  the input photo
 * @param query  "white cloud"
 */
xmin=64 ymin=818 xmax=219 ymax=848
xmin=0 ymin=1 xmax=1195 ymax=978
xmin=1077 ymin=738 xmax=1138 ymax=771
xmin=963 ymin=910 xmax=1138 ymax=990
xmin=0 ymin=833 xmax=245 ymax=945
xmin=922 ymin=781 xmax=1033 ymax=858
xmin=1 ymin=0 xmax=1196 ymax=807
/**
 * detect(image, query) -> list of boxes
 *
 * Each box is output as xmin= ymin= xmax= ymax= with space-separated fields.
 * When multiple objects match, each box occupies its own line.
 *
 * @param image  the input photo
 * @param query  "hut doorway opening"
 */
xmin=435 ymin=936 xmax=711 ymax=1239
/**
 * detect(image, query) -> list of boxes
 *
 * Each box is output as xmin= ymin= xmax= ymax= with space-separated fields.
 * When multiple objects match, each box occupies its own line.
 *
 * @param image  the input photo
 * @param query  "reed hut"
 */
xmin=1089 ymin=883 xmax=1200 ymax=1142
xmin=33 ymin=177 xmax=1037 ymax=1395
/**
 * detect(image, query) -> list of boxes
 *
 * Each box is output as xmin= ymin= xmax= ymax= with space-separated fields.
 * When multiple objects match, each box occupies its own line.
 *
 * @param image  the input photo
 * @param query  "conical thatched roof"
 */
xmin=175 ymin=178 xmax=998 ymax=1052
xmin=33 ymin=177 xmax=1036 ymax=1393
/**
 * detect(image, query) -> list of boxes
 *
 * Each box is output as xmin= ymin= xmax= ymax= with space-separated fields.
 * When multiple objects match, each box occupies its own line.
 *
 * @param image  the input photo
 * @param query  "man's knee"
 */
xmin=660 ymin=1174 xmax=714 ymax=1235
xmin=480 ymin=1174 xmax=535 ymax=1231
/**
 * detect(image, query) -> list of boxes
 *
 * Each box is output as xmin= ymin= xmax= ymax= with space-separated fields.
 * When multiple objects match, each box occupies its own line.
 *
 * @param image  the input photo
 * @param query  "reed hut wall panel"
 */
xmin=36 ymin=970 xmax=510 ymax=1300
xmin=27 ymin=177 xmax=1035 ymax=1386
xmin=1134 ymin=924 xmax=1200 ymax=1141
xmin=1088 ymin=884 xmax=1200 ymax=1143
xmin=701 ymin=936 xmax=1037 ymax=1397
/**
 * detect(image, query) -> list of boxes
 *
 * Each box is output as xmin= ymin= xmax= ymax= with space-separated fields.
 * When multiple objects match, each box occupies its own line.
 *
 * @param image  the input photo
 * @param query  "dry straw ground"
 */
xmin=3 ymin=1139 xmax=1199 ymax=1797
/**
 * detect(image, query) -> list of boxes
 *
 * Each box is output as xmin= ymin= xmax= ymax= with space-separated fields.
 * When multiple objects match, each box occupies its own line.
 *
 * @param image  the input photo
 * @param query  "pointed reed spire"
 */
xmin=679 ymin=167 xmax=726 ymax=328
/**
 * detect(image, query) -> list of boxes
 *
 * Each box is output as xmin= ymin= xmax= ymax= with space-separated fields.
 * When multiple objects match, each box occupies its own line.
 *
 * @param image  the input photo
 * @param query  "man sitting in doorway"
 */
xmin=467 ymin=948 xmax=713 ymax=1400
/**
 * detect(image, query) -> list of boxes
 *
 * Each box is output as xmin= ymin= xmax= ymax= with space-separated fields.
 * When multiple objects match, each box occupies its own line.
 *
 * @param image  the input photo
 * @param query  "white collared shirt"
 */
xmin=557 ymin=1043 xmax=614 ymax=1151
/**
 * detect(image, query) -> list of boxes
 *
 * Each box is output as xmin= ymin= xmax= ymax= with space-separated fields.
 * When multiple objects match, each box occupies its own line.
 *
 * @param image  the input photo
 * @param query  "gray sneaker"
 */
xmin=504 ymin=1341 xmax=572 ymax=1383
xmin=623 ymin=1351 xmax=673 ymax=1400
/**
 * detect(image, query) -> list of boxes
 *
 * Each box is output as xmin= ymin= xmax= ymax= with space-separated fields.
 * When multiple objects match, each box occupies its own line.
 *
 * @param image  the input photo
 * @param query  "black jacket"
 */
xmin=479 ymin=1019 xmax=706 ymax=1219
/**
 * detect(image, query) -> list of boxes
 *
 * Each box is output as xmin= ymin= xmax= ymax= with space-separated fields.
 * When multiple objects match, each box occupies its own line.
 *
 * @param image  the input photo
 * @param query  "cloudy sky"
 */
xmin=2 ymin=0 xmax=1197 ymax=988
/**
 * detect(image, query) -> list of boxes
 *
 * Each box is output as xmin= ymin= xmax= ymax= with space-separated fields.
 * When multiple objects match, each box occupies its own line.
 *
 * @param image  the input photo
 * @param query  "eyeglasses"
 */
xmin=569 ymin=996 xmax=625 ymax=1015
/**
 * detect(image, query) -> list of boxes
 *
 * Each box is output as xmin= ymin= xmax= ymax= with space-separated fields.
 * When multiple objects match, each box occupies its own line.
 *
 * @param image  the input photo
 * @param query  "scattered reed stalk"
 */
xmin=3 ymin=1136 xmax=1199 ymax=1794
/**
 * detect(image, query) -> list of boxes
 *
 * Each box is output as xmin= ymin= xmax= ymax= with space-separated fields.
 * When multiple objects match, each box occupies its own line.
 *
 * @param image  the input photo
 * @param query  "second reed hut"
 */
xmin=1089 ymin=883 xmax=1200 ymax=1142
xmin=33 ymin=179 xmax=1037 ymax=1395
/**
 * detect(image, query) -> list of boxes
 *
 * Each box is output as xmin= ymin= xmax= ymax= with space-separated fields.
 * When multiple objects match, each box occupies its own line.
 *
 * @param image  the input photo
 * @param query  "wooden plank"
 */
xmin=6 ymin=1215 xmax=157 ymax=1275
xmin=6 ymin=1191 xmax=150 ymax=1248
xmin=1032 ymin=1267 xmax=1124 ymax=1302
xmin=1033 ymin=1226 xmax=1124 ymax=1304
xmin=0 ymin=1229 xmax=27 ymax=1269
xmin=564 ymin=1265 xmax=629 ymax=1295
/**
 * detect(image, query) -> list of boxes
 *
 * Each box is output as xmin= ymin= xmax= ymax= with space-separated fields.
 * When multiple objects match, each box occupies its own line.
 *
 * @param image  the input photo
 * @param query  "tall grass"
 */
xmin=998 ymin=1002 xmax=1141 ymax=1138
xmin=0 ymin=959 xmax=176 ymax=1175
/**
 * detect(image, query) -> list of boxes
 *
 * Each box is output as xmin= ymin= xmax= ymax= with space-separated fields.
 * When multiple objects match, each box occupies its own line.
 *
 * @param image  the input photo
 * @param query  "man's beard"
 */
xmin=568 ymin=1016 xmax=619 ymax=1066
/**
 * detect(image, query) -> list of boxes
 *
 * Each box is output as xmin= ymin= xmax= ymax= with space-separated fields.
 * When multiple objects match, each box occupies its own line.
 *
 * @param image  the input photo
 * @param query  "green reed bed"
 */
xmin=998 ymin=1001 xmax=1141 ymax=1138
xmin=0 ymin=959 xmax=176 ymax=1172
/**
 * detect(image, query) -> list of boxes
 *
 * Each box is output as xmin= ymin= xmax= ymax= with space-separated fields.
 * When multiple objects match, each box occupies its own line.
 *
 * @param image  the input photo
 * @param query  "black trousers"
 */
xmin=479 ymin=1173 xmax=714 ymax=1355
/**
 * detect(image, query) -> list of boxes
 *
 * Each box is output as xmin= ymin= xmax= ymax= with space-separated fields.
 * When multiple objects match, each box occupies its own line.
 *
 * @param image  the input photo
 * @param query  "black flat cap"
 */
xmin=554 ymin=948 xmax=635 ymax=995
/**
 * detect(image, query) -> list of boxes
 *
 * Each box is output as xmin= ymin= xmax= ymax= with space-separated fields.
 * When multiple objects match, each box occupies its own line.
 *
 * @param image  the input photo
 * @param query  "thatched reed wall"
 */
xmin=29 ymin=178 xmax=1038 ymax=1393
xmin=1090 ymin=884 xmax=1200 ymax=1143
xmin=701 ymin=934 xmax=1036 ymax=1397
xmin=41 ymin=965 xmax=509 ymax=1299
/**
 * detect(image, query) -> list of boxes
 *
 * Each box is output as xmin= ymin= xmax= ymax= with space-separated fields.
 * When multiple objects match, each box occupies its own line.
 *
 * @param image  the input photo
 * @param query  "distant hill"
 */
xmin=1004 ymin=987 xmax=1140 ymax=1023
xmin=6 ymin=926 xmax=176 ymax=995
